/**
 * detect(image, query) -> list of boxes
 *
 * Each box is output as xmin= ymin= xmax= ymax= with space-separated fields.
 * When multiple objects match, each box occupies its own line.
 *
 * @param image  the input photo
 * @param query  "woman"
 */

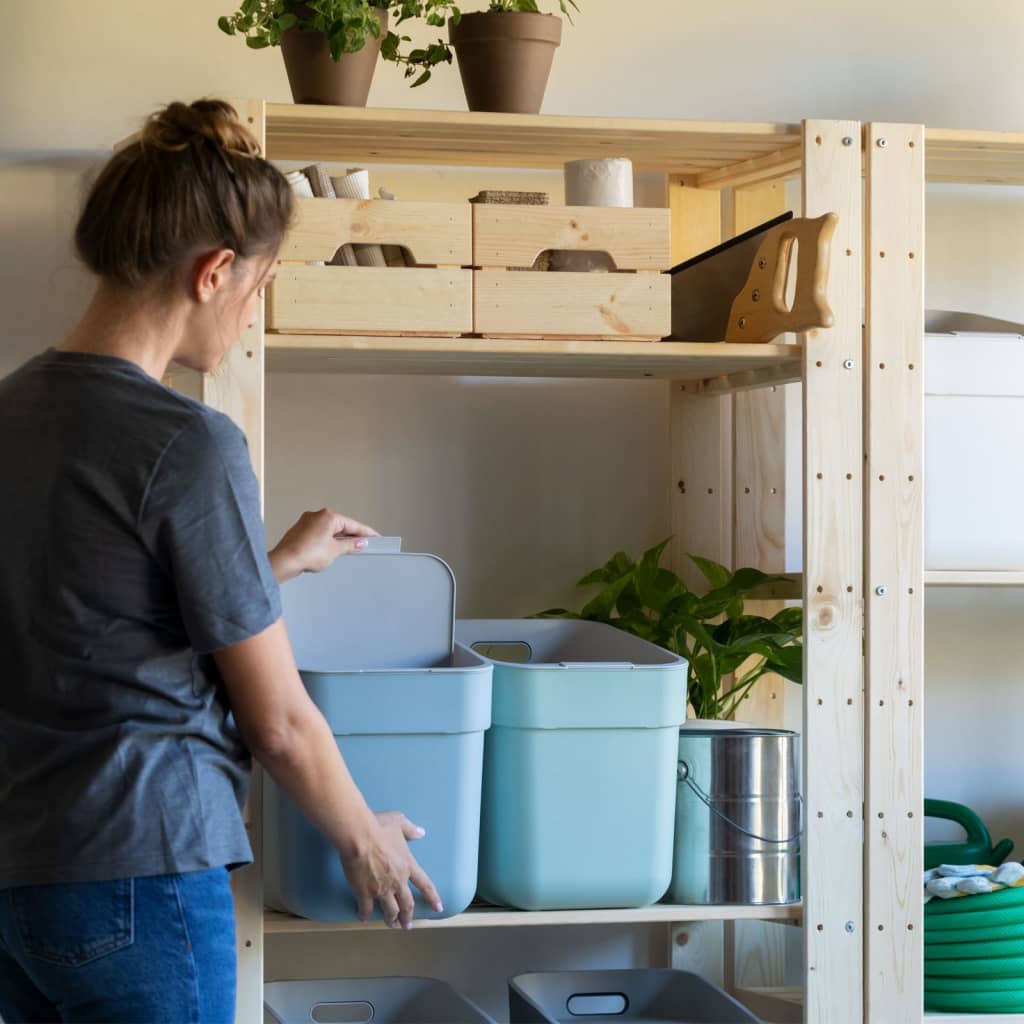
xmin=0 ymin=99 xmax=439 ymax=1023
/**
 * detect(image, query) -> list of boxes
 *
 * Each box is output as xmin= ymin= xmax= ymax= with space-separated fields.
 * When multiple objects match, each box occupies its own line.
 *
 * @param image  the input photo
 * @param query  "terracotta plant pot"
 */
xmin=280 ymin=9 xmax=387 ymax=106
xmin=448 ymin=11 xmax=562 ymax=115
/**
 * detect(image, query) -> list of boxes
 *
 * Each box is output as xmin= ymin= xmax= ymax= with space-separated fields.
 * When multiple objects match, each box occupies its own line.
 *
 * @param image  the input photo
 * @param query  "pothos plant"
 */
xmin=537 ymin=539 xmax=803 ymax=722
xmin=218 ymin=0 xmax=461 ymax=86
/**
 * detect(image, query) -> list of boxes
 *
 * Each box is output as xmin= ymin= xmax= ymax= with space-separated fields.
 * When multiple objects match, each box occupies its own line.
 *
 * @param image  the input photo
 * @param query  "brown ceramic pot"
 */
xmin=280 ymin=8 xmax=387 ymax=106
xmin=448 ymin=11 xmax=562 ymax=115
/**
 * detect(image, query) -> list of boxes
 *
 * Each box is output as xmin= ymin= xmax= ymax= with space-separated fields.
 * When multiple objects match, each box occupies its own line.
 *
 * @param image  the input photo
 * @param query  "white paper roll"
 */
xmin=563 ymin=157 xmax=634 ymax=208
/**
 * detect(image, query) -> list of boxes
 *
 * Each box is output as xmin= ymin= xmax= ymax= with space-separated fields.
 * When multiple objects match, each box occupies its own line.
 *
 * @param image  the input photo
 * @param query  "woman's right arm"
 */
xmin=213 ymin=618 xmax=441 ymax=929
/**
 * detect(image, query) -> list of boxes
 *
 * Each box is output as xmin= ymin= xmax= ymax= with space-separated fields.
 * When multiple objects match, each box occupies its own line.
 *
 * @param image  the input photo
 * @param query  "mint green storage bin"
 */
xmin=455 ymin=619 xmax=688 ymax=911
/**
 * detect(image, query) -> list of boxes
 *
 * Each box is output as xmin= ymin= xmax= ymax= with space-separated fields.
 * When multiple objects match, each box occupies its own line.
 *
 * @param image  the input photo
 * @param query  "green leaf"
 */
xmin=772 ymin=606 xmax=804 ymax=633
xmin=764 ymin=644 xmax=804 ymax=684
xmin=581 ymin=574 xmax=632 ymax=620
xmin=277 ymin=11 xmax=297 ymax=29
xmin=218 ymin=15 xmax=235 ymax=34
xmin=246 ymin=34 xmax=271 ymax=47
xmin=689 ymin=554 xmax=731 ymax=589
xmin=411 ymin=68 xmax=432 ymax=85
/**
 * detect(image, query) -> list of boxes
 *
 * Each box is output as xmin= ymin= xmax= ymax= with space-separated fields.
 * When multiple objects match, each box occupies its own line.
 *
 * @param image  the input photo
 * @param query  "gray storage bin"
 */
xmin=264 ymin=977 xmax=496 ymax=1024
xmin=508 ymin=969 xmax=762 ymax=1024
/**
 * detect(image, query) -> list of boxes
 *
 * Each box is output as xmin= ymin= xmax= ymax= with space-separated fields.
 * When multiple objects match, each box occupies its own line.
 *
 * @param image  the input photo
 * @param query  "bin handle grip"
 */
xmin=678 ymin=760 xmax=803 ymax=845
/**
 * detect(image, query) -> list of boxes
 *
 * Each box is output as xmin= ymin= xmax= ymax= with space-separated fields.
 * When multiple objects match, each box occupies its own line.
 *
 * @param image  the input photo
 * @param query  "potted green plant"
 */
xmin=218 ymin=0 xmax=459 ymax=106
xmin=448 ymin=1 xmax=581 ymax=114
xmin=537 ymin=538 xmax=802 ymax=721
xmin=538 ymin=538 xmax=804 ymax=906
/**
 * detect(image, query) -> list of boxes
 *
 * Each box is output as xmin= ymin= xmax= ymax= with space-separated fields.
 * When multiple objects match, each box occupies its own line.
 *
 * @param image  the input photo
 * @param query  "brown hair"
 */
xmin=75 ymin=99 xmax=293 ymax=288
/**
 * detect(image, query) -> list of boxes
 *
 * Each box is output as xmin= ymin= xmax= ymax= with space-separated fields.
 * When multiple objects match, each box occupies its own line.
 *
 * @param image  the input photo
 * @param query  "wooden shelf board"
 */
xmin=927 ymin=128 xmax=1024 ymax=185
xmin=925 ymin=571 xmax=1024 ymax=587
xmin=265 ymin=902 xmax=802 ymax=935
xmin=266 ymin=333 xmax=802 ymax=385
xmin=265 ymin=104 xmax=802 ymax=176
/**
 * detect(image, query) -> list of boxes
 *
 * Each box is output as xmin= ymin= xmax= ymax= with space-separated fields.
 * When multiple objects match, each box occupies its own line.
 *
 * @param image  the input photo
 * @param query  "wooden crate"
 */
xmin=472 ymin=204 xmax=672 ymax=341
xmin=268 ymin=197 xmax=472 ymax=336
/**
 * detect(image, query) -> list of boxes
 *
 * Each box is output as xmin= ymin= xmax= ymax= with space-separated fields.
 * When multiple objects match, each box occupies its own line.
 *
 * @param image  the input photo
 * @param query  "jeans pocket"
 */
xmin=12 ymin=878 xmax=134 ymax=967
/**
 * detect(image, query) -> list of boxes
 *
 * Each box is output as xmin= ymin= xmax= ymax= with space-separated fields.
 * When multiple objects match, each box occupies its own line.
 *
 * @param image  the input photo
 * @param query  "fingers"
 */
xmin=329 ymin=511 xmax=380 ymax=539
xmin=356 ymin=888 xmax=374 ymax=923
xmin=333 ymin=536 xmax=370 ymax=556
xmin=396 ymin=881 xmax=415 ymax=930
xmin=409 ymin=858 xmax=443 ymax=915
xmin=399 ymin=815 xmax=427 ymax=842
xmin=378 ymin=889 xmax=401 ymax=930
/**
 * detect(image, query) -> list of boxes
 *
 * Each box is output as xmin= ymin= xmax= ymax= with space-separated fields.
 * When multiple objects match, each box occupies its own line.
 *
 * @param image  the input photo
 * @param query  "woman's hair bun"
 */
xmin=141 ymin=99 xmax=261 ymax=159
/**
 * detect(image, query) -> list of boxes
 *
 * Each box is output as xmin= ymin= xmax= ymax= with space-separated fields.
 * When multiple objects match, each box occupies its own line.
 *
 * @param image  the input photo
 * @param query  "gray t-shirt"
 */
xmin=0 ymin=349 xmax=281 ymax=887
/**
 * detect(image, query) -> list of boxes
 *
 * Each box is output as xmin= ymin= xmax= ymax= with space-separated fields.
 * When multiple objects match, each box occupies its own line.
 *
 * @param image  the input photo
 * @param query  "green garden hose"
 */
xmin=925 ymin=988 xmax=1024 ymax=1013
xmin=926 ymin=937 xmax=1024 ymax=961
xmin=925 ymin=885 xmax=1024 ymax=917
xmin=926 ymin=975 xmax=1024 ymax=993
xmin=926 ymin=921 xmax=1024 ymax=945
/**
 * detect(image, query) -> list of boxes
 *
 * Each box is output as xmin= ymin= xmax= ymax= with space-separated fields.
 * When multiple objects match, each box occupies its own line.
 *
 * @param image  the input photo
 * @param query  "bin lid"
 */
xmin=282 ymin=549 xmax=456 ymax=672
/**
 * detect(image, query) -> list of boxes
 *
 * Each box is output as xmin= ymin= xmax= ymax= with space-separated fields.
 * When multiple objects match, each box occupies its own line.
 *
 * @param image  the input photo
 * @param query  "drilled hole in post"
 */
xmin=770 ymin=487 xmax=778 ymax=495
xmin=707 ymin=488 xmax=714 ymax=495
xmin=909 ymin=363 xmax=915 ymax=370
xmin=879 ymin=362 xmax=886 ymax=369
xmin=744 ymin=486 xmax=751 ymax=494
xmin=847 ymin=585 xmax=853 ymax=593
xmin=816 ymin=360 xmax=823 ymax=367
xmin=909 ymin=252 xmax=916 ymax=259
xmin=846 ymin=473 xmax=853 ymax=480
xmin=878 ymin=925 xmax=885 ymax=931
xmin=879 ymin=474 xmax=886 ymax=481
xmin=880 ymin=251 xmax=886 ymax=258
xmin=847 ymin=698 xmax=853 ymax=705
xmin=815 ymin=135 xmax=823 ymax=145
xmin=817 ymin=923 xmax=824 ymax=931
xmin=845 ymin=248 xmax=853 ymax=256
xmin=816 ymin=472 xmax=823 ymax=479
xmin=816 ymin=585 xmax=823 ymax=593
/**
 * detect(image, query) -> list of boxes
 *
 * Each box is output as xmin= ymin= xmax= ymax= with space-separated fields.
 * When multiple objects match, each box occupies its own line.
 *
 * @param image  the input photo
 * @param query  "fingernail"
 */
xmin=436 ymin=903 xmax=444 ymax=914
xmin=355 ymin=539 xmax=368 ymax=550
xmin=414 ymin=827 xmax=426 ymax=838
xmin=403 ymin=922 xmax=412 ymax=931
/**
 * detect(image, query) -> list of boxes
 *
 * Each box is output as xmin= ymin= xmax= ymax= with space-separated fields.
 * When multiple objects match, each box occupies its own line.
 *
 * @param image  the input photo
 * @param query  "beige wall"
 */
xmin=4 ymin=0 xmax=1024 ymax=1013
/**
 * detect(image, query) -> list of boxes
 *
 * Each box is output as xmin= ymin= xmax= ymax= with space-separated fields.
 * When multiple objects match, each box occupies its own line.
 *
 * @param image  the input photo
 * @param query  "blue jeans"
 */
xmin=0 ymin=868 xmax=236 ymax=1023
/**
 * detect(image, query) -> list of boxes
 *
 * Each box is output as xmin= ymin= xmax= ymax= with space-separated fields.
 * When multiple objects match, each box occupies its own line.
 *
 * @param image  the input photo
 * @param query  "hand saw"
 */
xmin=668 ymin=211 xmax=838 ymax=343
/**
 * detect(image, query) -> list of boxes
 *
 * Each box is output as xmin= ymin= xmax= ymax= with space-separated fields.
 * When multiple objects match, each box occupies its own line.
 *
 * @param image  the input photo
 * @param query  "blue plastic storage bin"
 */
xmin=508 ymin=969 xmax=761 ymax=1023
xmin=265 ymin=550 xmax=493 ymax=922
xmin=455 ymin=620 xmax=687 ymax=911
xmin=265 ymin=977 xmax=496 ymax=1024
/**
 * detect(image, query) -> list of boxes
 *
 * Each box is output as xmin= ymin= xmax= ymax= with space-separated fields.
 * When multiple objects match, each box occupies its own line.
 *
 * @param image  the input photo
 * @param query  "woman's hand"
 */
xmin=269 ymin=508 xmax=379 ymax=584
xmin=339 ymin=811 xmax=442 ymax=929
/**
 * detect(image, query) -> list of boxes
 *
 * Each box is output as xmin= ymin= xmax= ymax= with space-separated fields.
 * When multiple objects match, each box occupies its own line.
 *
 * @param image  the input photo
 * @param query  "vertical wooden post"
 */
xmin=200 ymin=97 xmax=267 ymax=1024
xmin=668 ymin=178 xmax=733 ymax=591
xmin=731 ymin=182 xmax=790 ymax=729
xmin=864 ymin=122 xmax=925 ymax=1024
xmin=801 ymin=120 xmax=865 ymax=1024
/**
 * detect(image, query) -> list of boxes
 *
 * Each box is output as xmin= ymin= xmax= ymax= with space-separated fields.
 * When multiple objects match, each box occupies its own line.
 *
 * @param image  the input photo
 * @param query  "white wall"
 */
xmin=4 ymin=0 xmax=1024 ymax=1015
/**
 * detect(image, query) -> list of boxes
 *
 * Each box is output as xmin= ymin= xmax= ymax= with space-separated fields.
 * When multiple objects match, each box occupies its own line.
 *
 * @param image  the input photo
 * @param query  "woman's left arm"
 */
xmin=269 ymin=508 xmax=380 ymax=584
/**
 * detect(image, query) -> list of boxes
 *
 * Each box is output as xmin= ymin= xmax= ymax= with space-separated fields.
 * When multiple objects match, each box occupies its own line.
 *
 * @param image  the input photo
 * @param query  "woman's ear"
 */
xmin=191 ymin=248 xmax=237 ymax=303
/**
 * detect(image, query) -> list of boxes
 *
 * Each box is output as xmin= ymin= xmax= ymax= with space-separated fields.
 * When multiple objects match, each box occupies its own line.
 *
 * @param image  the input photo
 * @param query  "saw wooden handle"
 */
xmin=724 ymin=213 xmax=838 ymax=343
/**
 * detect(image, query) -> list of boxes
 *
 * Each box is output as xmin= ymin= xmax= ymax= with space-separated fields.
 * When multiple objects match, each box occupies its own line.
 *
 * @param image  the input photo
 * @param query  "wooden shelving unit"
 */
xmin=124 ymin=102 xmax=935 ymax=1023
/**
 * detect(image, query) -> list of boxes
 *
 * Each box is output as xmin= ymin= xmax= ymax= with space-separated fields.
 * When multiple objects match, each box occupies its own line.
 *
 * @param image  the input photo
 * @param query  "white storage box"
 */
xmin=926 ymin=331 xmax=1024 ymax=570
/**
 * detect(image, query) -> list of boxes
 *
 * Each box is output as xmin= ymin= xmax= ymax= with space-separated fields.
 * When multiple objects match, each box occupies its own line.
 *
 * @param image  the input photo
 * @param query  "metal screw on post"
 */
xmin=758 ymin=258 xmax=767 ymax=269
xmin=875 ymin=585 xmax=888 ymax=597
xmin=738 ymin=317 xmax=748 ymax=329
xmin=845 ymin=921 xmax=856 ymax=934
xmin=752 ymin=289 xmax=761 ymax=302
xmin=876 ymin=138 xmax=888 ymax=148
xmin=843 ymin=359 xmax=855 ymax=370
xmin=842 ymin=137 xmax=854 ymax=147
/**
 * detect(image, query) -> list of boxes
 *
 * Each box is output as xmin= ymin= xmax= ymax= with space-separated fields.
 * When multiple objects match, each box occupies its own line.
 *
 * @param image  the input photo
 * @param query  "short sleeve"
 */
xmin=139 ymin=410 xmax=281 ymax=654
